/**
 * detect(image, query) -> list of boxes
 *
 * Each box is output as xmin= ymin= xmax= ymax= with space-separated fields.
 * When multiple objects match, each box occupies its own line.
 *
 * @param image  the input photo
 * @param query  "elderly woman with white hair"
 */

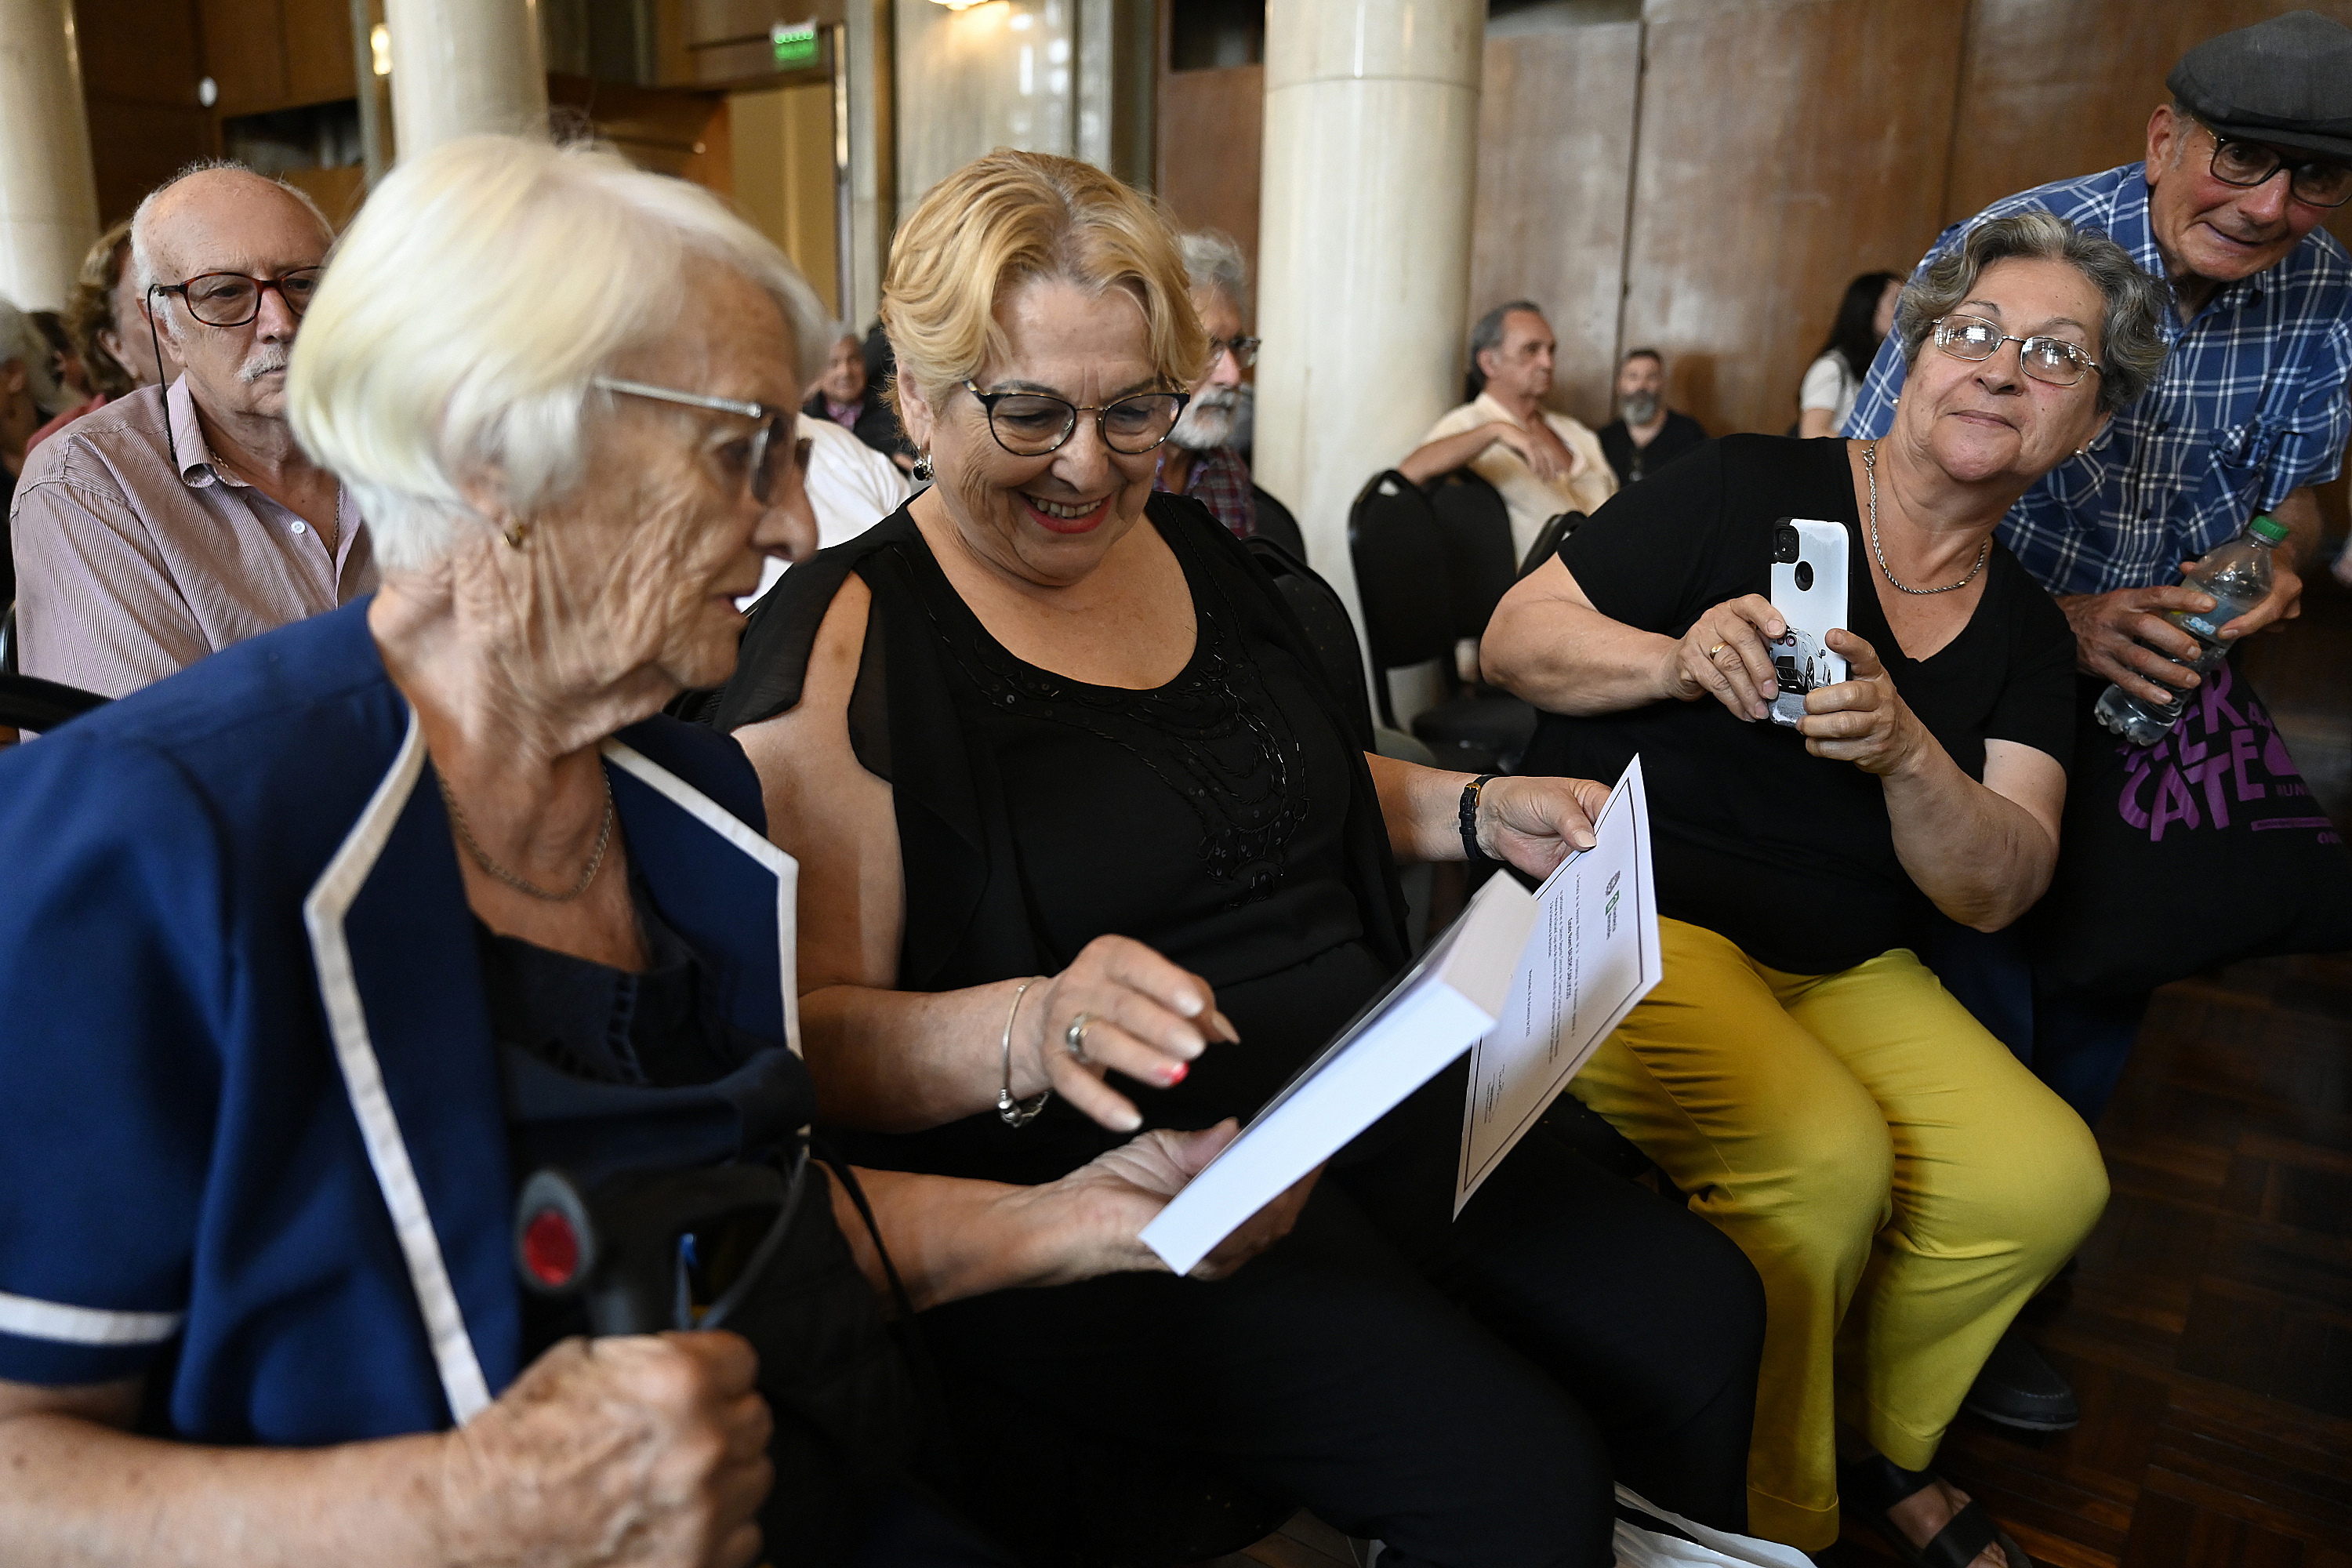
xmin=0 ymin=135 xmax=1300 ymax=1568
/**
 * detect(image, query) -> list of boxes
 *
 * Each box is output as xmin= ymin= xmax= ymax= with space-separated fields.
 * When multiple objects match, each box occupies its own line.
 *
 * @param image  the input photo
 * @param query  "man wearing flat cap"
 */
xmin=1846 ymin=6 xmax=2352 ymax=1437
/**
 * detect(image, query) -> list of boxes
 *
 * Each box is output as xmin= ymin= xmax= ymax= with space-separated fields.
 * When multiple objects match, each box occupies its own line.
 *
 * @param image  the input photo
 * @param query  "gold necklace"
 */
xmin=1864 ymin=442 xmax=1990 ymax=596
xmin=436 ymin=768 xmax=615 ymax=902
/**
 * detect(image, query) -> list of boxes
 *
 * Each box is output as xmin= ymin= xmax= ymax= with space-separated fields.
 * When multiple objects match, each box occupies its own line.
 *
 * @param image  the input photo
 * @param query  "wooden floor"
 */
xmin=1229 ymin=559 xmax=2352 ymax=1568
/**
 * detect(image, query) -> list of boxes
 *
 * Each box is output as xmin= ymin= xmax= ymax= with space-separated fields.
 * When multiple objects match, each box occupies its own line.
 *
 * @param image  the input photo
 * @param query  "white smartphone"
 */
xmin=1765 ymin=517 xmax=1849 ymax=728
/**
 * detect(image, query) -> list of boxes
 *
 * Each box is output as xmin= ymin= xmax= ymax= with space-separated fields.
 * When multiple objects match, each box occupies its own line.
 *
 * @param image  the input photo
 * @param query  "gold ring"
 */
xmin=1707 ymin=642 xmax=1727 ymax=658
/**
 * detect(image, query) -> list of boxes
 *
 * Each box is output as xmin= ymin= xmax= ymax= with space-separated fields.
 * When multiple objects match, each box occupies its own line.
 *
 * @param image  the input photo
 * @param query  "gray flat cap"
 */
xmin=2169 ymin=9 xmax=2352 ymax=162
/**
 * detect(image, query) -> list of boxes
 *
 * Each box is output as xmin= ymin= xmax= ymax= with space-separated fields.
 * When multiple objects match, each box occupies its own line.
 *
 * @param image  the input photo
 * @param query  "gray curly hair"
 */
xmin=1895 ymin=210 xmax=2168 ymax=416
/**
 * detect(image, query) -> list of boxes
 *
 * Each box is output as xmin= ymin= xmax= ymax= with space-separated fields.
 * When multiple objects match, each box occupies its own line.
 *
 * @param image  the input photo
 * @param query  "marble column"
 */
xmin=1253 ymin=0 xmax=1482 ymax=644
xmin=0 ymin=0 xmax=100 ymax=311
xmin=383 ymin=0 xmax=549 ymax=164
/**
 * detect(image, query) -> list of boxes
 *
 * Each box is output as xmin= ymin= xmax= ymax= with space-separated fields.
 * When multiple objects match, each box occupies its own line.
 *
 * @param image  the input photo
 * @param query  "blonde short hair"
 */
xmin=288 ymin=135 xmax=829 ymax=572
xmin=881 ymin=151 xmax=1207 ymax=416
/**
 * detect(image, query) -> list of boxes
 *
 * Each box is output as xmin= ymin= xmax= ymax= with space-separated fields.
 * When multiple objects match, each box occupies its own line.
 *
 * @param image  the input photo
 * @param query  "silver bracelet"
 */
xmin=996 ymin=977 xmax=1051 ymax=1127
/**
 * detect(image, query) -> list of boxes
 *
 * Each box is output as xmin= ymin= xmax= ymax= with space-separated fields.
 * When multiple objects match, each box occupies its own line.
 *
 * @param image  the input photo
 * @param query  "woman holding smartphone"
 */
xmin=1483 ymin=212 xmax=2167 ymax=1568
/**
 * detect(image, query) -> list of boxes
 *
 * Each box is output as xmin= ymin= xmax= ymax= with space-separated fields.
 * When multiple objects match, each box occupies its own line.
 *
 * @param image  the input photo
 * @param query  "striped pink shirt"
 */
xmin=9 ymin=378 xmax=374 ymax=698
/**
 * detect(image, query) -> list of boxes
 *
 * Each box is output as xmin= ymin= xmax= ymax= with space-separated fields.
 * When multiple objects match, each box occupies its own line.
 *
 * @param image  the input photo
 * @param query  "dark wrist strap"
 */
xmin=1459 ymin=774 xmax=1498 ymax=865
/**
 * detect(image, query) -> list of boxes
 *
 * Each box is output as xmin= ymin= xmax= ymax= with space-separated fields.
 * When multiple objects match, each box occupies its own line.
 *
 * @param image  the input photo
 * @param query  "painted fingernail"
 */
xmin=1162 ymin=1062 xmax=1189 ymax=1086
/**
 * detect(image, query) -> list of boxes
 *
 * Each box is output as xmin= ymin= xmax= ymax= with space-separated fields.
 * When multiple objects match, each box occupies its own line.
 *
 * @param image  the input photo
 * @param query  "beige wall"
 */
xmin=731 ymin=80 xmax=840 ymax=318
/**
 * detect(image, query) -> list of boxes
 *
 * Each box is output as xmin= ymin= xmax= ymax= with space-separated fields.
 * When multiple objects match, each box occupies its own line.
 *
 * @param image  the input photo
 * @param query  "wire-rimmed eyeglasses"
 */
xmin=593 ymin=377 xmax=811 ymax=505
xmin=961 ymin=379 xmax=1191 ymax=457
xmin=1930 ymin=315 xmax=2103 ymax=388
xmin=147 ymin=268 xmax=324 ymax=328
xmin=1207 ymin=335 xmax=1261 ymax=368
xmin=2198 ymin=121 xmax=2352 ymax=209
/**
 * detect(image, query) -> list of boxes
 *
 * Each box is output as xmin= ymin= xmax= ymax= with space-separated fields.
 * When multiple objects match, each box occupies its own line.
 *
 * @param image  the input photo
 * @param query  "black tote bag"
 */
xmin=2024 ymin=656 xmax=2352 ymax=1001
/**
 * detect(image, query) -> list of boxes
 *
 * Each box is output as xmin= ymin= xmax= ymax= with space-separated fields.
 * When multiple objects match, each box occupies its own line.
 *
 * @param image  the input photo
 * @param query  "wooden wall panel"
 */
xmin=1467 ymin=23 xmax=1639 ymax=430
xmin=76 ymin=0 xmax=217 ymax=225
xmin=1154 ymin=62 xmax=1261 ymax=288
xmin=280 ymin=0 xmax=358 ymax=107
xmin=197 ymin=0 xmax=291 ymax=114
xmin=1622 ymin=0 xmax=1969 ymax=437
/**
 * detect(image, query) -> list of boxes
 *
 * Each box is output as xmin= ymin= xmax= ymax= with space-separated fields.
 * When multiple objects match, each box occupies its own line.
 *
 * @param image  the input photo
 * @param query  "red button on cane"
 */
xmin=522 ymin=1207 xmax=581 ymax=1287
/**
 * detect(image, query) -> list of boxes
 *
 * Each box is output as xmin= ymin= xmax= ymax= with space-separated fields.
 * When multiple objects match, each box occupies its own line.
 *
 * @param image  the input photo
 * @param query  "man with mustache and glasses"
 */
xmin=10 ymin=163 xmax=371 ymax=699
xmin=1845 ymin=11 xmax=2352 ymax=1441
xmin=1155 ymin=230 xmax=1262 ymax=539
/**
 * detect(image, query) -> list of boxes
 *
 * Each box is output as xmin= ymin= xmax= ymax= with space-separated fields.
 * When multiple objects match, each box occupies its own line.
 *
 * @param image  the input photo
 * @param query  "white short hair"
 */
xmin=1178 ymin=229 xmax=1249 ymax=318
xmin=286 ymin=135 xmax=830 ymax=572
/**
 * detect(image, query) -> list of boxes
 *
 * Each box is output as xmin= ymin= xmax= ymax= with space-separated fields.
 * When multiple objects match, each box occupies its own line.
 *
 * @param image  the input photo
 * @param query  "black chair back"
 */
xmin=1243 ymin=535 xmax=1374 ymax=753
xmin=0 ymin=673 xmax=109 ymax=733
xmin=1248 ymin=483 xmax=1305 ymax=558
xmin=1429 ymin=472 xmax=1518 ymax=641
xmin=1346 ymin=470 xmax=1454 ymax=727
xmin=1519 ymin=510 xmax=1584 ymax=579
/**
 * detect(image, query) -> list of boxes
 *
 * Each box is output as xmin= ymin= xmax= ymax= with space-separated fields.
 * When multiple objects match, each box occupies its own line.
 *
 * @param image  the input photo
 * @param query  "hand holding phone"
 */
xmin=1766 ymin=517 xmax=1850 ymax=728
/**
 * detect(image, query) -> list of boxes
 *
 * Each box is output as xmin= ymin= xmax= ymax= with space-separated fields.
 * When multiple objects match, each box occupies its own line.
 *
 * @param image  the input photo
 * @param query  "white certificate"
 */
xmin=1454 ymin=756 xmax=1661 ymax=1214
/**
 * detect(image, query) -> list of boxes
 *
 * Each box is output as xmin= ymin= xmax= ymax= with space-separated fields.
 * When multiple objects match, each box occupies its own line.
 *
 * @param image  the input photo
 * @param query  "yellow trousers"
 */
xmin=1570 ymin=919 xmax=2108 ymax=1550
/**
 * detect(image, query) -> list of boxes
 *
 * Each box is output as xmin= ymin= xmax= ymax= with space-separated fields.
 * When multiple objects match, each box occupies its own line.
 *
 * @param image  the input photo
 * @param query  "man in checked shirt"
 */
xmin=1851 ymin=12 xmax=2352 ymax=695
xmin=1846 ymin=9 xmax=2352 ymax=1438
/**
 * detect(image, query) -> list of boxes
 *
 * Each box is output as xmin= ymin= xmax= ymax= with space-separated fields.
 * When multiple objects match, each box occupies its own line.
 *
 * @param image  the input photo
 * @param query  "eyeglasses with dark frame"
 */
xmin=960 ymin=379 xmax=1192 ymax=457
xmin=593 ymin=377 xmax=812 ymax=506
xmin=1207 ymin=335 xmax=1261 ymax=368
xmin=1930 ymin=314 xmax=2103 ymax=388
xmin=148 ymin=268 xmax=325 ymax=328
xmin=2197 ymin=120 xmax=2352 ymax=209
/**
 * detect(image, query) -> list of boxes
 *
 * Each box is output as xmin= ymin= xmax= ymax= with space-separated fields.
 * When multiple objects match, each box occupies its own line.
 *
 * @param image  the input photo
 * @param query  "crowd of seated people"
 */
xmin=2 ymin=11 xmax=2348 ymax=1568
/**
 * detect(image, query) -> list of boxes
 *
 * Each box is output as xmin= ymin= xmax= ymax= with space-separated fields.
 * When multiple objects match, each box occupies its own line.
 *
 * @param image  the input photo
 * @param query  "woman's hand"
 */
xmin=439 ymin=1331 xmax=774 ymax=1568
xmin=1476 ymin=775 xmax=1612 ymax=879
xmin=1796 ymin=630 xmax=1932 ymax=777
xmin=1027 ymin=936 xmax=1241 ymax=1134
xmin=1662 ymin=595 xmax=1786 ymax=721
xmin=1036 ymin=1120 xmax=1320 ymax=1283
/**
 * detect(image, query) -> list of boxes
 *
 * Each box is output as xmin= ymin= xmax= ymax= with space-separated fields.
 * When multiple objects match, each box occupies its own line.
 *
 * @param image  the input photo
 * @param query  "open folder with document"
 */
xmin=1138 ymin=866 xmax=1537 ymax=1274
xmin=1138 ymin=758 xmax=1660 ymax=1274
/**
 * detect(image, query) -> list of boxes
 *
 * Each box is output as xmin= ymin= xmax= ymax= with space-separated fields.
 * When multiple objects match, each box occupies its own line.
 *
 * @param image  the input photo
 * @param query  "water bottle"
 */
xmin=2093 ymin=514 xmax=2290 ymax=745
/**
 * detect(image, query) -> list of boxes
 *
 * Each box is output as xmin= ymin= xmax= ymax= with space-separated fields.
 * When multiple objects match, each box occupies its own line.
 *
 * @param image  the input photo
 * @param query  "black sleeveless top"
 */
xmin=710 ymin=496 xmax=1411 ymax=1185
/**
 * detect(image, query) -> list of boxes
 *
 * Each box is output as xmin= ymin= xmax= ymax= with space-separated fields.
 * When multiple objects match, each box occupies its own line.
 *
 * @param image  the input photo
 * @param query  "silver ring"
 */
xmin=1064 ymin=1012 xmax=1096 ymax=1063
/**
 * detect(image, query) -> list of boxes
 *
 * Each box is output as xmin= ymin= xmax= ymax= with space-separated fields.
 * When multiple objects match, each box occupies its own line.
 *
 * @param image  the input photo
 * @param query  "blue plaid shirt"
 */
xmin=1845 ymin=163 xmax=2352 ymax=596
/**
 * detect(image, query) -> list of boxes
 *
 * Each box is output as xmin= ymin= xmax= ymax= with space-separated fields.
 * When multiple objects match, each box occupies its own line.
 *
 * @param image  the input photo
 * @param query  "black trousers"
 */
xmin=921 ymin=1087 xmax=1765 ymax=1568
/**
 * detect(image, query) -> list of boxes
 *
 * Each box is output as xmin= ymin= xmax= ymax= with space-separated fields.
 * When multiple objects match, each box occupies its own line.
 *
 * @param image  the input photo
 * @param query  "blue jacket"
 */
xmin=0 ymin=600 xmax=802 ymax=1441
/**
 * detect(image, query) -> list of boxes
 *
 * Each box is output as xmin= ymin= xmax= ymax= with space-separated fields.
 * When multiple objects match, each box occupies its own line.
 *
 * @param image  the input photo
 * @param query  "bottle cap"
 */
xmin=2250 ymin=514 xmax=2290 ymax=543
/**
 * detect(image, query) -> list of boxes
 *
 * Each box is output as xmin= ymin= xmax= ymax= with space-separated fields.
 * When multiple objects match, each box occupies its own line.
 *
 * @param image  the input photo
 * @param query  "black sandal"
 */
xmin=1837 ymin=1452 xmax=2032 ymax=1568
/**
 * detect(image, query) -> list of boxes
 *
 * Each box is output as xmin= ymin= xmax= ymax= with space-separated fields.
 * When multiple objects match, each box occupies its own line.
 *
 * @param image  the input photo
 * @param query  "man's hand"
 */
xmin=2057 ymin=584 xmax=2216 ymax=705
xmin=1490 ymin=422 xmax=1568 ymax=484
xmin=439 ymin=1333 xmax=774 ymax=1568
xmin=2219 ymin=557 xmax=2303 ymax=640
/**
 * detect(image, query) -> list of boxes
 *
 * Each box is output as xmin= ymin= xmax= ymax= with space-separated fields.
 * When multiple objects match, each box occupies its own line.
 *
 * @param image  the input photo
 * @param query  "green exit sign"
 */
xmin=771 ymin=20 xmax=818 ymax=68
